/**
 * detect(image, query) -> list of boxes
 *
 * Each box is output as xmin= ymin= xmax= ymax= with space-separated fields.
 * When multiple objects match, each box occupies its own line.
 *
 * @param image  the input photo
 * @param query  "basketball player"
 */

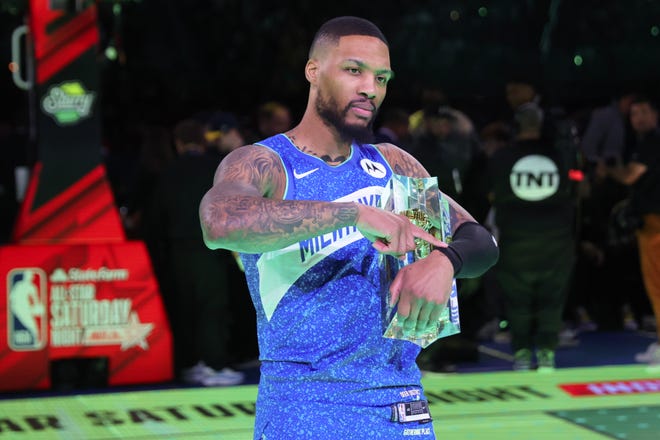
xmin=199 ymin=16 xmax=499 ymax=439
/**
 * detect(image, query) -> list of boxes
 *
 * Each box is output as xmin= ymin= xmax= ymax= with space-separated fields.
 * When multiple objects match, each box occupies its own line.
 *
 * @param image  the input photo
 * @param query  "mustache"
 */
xmin=347 ymin=99 xmax=376 ymax=112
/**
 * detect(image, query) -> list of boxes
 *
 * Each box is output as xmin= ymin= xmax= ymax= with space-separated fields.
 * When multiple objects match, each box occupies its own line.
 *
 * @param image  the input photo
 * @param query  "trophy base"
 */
xmin=382 ymin=298 xmax=460 ymax=349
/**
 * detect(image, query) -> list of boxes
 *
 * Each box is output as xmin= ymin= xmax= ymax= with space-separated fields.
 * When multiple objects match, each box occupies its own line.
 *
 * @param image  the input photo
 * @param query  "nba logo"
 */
xmin=7 ymin=268 xmax=47 ymax=351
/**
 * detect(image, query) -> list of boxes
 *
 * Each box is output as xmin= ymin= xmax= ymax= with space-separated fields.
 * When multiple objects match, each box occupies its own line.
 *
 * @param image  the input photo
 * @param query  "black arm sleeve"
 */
xmin=434 ymin=221 xmax=499 ymax=279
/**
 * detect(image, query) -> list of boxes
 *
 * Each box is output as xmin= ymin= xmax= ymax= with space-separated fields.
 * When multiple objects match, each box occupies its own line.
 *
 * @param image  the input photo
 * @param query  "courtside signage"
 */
xmin=559 ymin=379 xmax=660 ymax=396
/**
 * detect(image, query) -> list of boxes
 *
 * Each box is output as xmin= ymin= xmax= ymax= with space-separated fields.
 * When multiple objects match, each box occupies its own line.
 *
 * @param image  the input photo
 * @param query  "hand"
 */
xmin=355 ymin=204 xmax=447 ymax=257
xmin=389 ymin=250 xmax=454 ymax=337
xmin=594 ymin=159 xmax=608 ymax=180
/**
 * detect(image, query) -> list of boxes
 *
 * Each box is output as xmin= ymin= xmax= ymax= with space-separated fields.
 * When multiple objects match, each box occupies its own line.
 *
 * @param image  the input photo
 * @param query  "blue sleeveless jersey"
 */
xmin=242 ymin=134 xmax=424 ymax=407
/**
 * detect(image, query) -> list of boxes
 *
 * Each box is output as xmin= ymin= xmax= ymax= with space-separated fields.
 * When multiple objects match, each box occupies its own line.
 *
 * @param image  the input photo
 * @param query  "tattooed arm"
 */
xmin=199 ymin=145 xmax=445 ymax=254
xmin=376 ymin=142 xmax=476 ymax=232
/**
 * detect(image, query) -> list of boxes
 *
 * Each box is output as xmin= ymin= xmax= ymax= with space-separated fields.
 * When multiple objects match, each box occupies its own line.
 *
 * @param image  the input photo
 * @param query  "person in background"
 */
xmin=581 ymin=91 xmax=637 ymax=167
xmin=599 ymin=95 xmax=660 ymax=365
xmin=576 ymin=92 xmax=639 ymax=331
xmin=202 ymin=111 xmax=246 ymax=161
xmin=199 ymin=16 xmax=499 ymax=439
xmin=488 ymin=103 xmax=577 ymax=371
xmin=373 ymin=106 xmax=412 ymax=151
xmin=196 ymin=110 xmax=258 ymax=365
xmin=149 ymin=118 xmax=244 ymax=386
xmin=256 ymin=101 xmax=293 ymax=139
xmin=410 ymin=106 xmax=481 ymax=206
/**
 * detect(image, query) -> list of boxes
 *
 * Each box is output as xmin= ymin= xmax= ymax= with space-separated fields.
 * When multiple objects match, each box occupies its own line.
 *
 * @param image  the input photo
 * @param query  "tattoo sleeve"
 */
xmin=199 ymin=146 xmax=360 ymax=253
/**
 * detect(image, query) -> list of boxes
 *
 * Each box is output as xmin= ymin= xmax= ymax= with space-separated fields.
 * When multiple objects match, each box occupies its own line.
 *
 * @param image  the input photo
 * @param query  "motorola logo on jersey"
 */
xmin=510 ymin=155 xmax=559 ymax=201
xmin=360 ymin=159 xmax=387 ymax=178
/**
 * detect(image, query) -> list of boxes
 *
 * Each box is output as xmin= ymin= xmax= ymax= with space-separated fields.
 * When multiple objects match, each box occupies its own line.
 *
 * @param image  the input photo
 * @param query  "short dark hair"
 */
xmin=515 ymin=102 xmax=544 ymax=133
xmin=174 ymin=119 xmax=206 ymax=146
xmin=257 ymin=101 xmax=288 ymax=121
xmin=631 ymin=95 xmax=658 ymax=112
xmin=309 ymin=16 xmax=388 ymax=58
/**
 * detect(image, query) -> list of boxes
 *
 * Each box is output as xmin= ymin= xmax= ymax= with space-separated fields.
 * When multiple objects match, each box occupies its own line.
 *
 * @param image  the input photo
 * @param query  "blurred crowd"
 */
xmin=1 ymin=78 xmax=658 ymax=382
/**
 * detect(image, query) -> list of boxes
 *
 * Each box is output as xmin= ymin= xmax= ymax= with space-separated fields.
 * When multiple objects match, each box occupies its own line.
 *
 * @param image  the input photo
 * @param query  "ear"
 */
xmin=305 ymin=59 xmax=319 ymax=85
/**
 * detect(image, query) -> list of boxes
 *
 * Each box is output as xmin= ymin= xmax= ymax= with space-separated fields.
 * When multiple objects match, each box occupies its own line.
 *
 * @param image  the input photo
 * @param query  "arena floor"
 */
xmin=1 ymin=330 xmax=658 ymax=439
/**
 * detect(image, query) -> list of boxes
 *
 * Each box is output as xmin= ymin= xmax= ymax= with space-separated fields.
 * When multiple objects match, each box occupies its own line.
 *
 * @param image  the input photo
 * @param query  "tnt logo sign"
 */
xmin=509 ymin=154 xmax=559 ymax=201
xmin=7 ymin=268 xmax=47 ymax=351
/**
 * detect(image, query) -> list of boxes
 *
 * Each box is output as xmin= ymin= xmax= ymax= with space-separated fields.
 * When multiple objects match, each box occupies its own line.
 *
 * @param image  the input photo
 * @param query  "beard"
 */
xmin=315 ymin=92 xmax=377 ymax=144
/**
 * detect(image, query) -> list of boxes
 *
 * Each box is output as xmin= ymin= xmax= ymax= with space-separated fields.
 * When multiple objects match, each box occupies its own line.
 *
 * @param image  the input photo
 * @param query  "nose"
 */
xmin=358 ymin=74 xmax=378 ymax=100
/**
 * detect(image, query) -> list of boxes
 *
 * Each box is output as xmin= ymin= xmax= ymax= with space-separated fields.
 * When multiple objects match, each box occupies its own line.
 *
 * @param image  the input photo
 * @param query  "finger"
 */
xmin=403 ymin=299 xmax=421 ymax=336
xmin=389 ymin=274 xmax=402 ymax=307
xmin=415 ymin=301 xmax=434 ymax=336
xmin=411 ymin=226 xmax=447 ymax=248
xmin=361 ymin=231 xmax=377 ymax=243
xmin=428 ymin=300 xmax=446 ymax=326
xmin=372 ymin=239 xmax=389 ymax=253
xmin=391 ymin=228 xmax=416 ymax=256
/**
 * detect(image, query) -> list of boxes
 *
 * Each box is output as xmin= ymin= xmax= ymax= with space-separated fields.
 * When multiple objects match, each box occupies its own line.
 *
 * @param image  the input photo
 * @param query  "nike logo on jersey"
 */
xmin=293 ymin=168 xmax=319 ymax=179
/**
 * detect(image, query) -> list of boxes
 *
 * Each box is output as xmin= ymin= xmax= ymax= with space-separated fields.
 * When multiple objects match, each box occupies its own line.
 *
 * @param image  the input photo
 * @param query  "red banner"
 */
xmin=560 ymin=379 xmax=660 ymax=397
xmin=0 ymin=242 xmax=173 ymax=392
xmin=29 ymin=0 xmax=99 ymax=84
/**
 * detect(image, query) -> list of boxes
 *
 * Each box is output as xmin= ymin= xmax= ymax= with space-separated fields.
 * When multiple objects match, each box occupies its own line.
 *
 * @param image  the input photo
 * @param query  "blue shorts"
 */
xmin=254 ymin=398 xmax=436 ymax=440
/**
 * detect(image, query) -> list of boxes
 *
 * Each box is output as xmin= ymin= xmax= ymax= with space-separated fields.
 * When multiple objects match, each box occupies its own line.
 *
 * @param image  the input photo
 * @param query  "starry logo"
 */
xmin=41 ymin=81 xmax=96 ymax=126
xmin=360 ymin=158 xmax=387 ymax=179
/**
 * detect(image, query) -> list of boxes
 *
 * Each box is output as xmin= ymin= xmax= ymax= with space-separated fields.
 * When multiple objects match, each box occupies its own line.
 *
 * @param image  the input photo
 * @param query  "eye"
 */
xmin=376 ymin=75 xmax=389 ymax=85
xmin=346 ymin=66 xmax=361 ymax=75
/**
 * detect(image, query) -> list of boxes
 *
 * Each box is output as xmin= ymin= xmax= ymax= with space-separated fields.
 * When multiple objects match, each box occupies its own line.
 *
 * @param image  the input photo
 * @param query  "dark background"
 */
xmin=0 ymin=0 xmax=656 ymax=373
xmin=2 ymin=0 xmax=660 ymax=134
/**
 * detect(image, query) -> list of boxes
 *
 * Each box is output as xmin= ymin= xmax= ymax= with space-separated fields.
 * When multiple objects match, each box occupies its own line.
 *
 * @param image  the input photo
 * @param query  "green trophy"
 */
xmin=380 ymin=174 xmax=460 ymax=348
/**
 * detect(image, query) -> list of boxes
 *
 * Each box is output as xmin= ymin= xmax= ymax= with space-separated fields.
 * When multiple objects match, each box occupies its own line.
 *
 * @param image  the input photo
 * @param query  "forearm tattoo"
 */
xmin=203 ymin=195 xmax=359 ymax=252
xmin=200 ymin=146 xmax=360 ymax=252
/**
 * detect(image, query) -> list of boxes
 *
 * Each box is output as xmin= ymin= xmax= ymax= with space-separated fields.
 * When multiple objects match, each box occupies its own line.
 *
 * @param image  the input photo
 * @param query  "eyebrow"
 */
xmin=347 ymin=59 xmax=395 ymax=80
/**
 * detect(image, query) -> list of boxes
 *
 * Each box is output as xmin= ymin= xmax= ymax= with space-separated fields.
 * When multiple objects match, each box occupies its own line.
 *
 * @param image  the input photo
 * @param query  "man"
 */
xmin=411 ymin=106 xmax=481 ymax=205
xmin=203 ymin=111 xmax=245 ymax=158
xmin=199 ymin=17 xmax=498 ymax=439
xmin=487 ymin=103 xmax=577 ymax=372
xmin=581 ymin=92 xmax=637 ymax=166
xmin=150 ymin=119 xmax=244 ymax=386
xmin=256 ymin=101 xmax=293 ymax=139
xmin=373 ymin=106 xmax=411 ymax=150
xmin=601 ymin=95 xmax=660 ymax=365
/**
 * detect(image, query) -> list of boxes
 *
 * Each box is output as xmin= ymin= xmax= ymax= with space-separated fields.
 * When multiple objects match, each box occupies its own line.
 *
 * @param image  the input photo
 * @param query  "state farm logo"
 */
xmin=50 ymin=267 xmax=129 ymax=283
xmin=41 ymin=81 xmax=96 ymax=126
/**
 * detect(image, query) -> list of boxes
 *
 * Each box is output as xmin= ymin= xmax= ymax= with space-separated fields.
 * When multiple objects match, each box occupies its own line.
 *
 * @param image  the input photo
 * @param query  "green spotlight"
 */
xmin=573 ymin=55 xmax=583 ymax=66
xmin=478 ymin=6 xmax=488 ymax=17
xmin=651 ymin=26 xmax=659 ymax=37
xmin=105 ymin=46 xmax=118 ymax=61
